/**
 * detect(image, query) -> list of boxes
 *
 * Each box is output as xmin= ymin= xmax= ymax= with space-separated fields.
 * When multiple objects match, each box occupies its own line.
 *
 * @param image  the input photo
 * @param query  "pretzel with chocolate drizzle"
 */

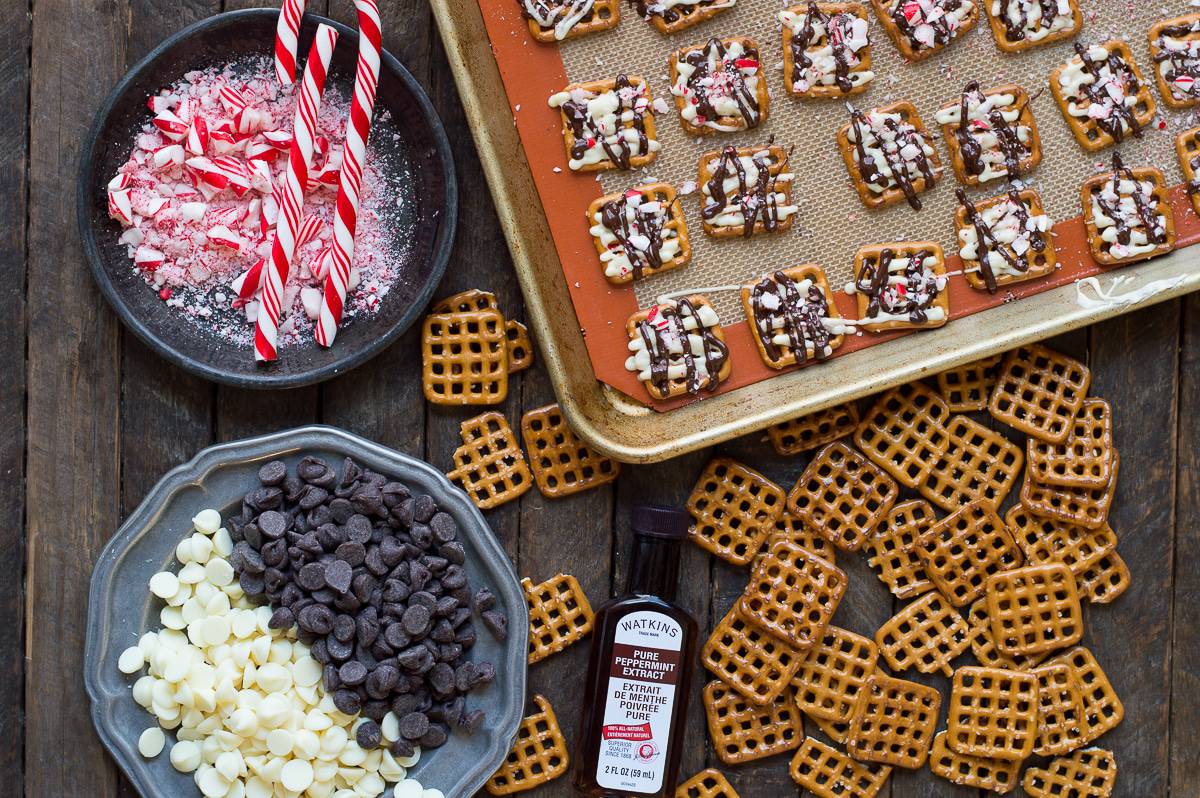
xmin=955 ymin=185 xmax=1054 ymax=293
xmin=625 ymin=295 xmax=731 ymax=399
xmin=1051 ymin=41 xmax=1156 ymax=152
xmin=839 ymin=102 xmax=941 ymax=210
xmin=936 ymin=82 xmax=1040 ymax=186
xmin=780 ymin=3 xmax=874 ymax=97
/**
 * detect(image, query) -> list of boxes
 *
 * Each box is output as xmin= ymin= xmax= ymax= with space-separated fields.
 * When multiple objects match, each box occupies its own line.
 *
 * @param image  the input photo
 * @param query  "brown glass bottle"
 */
xmin=573 ymin=505 xmax=698 ymax=797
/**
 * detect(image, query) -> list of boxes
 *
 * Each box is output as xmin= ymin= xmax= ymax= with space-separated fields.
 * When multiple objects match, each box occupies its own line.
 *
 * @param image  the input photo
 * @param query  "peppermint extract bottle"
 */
xmin=573 ymin=505 xmax=698 ymax=797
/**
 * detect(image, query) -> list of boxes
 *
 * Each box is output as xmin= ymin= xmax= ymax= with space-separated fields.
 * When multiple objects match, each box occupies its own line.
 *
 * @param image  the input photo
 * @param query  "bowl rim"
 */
xmin=77 ymin=9 xmax=458 ymax=389
xmin=83 ymin=424 xmax=527 ymax=798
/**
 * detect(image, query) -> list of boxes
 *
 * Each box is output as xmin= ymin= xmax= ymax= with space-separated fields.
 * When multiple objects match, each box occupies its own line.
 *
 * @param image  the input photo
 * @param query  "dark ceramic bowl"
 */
xmin=78 ymin=10 xmax=456 ymax=388
xmin=84 ymin=426 xmax=527 ymax=798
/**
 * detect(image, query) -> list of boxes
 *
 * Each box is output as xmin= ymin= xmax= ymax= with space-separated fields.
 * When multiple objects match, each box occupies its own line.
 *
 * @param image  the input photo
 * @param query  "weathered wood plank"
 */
xmin=24 ymin=0 xmax=127 ymax=794
xmin=1171 ymin=293 xmax=1199 ymax=798
xmin=1084 ymin=303 xmax=1180 ymax=798
xmin=0 ymin=0 xmax=29 ymax=791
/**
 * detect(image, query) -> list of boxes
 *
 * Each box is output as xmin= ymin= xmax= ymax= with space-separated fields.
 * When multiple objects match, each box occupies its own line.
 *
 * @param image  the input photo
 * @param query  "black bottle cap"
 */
xmin=631 ymin=504 xmax=691 ymax=540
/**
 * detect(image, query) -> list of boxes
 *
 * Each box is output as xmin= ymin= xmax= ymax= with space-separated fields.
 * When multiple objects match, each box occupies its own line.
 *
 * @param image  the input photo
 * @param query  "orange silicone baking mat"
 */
xmin=477 ymin=0 xmax=1200 ymax=410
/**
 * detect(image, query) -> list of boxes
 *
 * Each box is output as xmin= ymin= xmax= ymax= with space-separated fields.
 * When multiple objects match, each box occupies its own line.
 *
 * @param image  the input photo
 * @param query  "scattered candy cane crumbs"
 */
xmin=118 ymin=507 xmax=444 ymax=798
xmin=108 ymin=57 xmax=414 ymax=350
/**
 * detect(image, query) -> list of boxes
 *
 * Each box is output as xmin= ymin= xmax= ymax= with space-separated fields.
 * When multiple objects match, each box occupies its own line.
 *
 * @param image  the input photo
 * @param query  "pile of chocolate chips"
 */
xmin=227 ymin=455 xmax=509 ymax=756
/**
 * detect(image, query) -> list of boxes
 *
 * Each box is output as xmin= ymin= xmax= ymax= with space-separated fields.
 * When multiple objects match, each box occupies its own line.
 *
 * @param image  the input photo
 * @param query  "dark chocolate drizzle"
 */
xmin=995 ymin=0 xmax=1064 ymax=44
xmin=951 ymin=82 xmax=1029 ymax=180
xmin=521 ymin=0 xmax=596 ymax=32
xmin=635 ymin=298 xmax=728 ymax=395
xmin=1153 ymin=22 xmax=1200 ymax=101
xmin=679 ymin=39 xmax=761 ymax=129
xmin=854 ymin=248 xmax=940 ymax=323
xmin=1069 ymin=42 xmax=1144 ymax=143
xmin=599 ymin=193 xmax=669 ymax=280
xmin=790 ymin=2 xmax=862 ymax=93
xmin=1094 ymin=152 xmax=1167 ymax=249
xmin=849 ymin=109 xmax=936 ymax=210
xmin=956 ymin=186 xmax=1045 ymax=294
xmin=888 ymin=0 xmax=968 ymax=52
xmin=749 ymin=272 xmax=833 ymax=365
xmin=702 ymin=145 xmax=789 ymax=237
xmin=558 ymin=75 xmax=649 ymax=168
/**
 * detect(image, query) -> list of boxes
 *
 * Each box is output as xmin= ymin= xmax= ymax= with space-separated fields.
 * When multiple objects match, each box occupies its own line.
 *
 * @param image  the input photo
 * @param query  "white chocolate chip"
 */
xmin=170 ymin=739 xmax=202 ymax=772
xmin=149 ymin=571 xmax=181 ymax=599
xmin=119 ymin=645 xmax=145 ymax=674
xmin=281 ymin=759 xmax=315 ymax=792
xmin=193 ymin=508 xmax=222 ymax=535
xmin=138 ymin=727 xmax=166 ymax=757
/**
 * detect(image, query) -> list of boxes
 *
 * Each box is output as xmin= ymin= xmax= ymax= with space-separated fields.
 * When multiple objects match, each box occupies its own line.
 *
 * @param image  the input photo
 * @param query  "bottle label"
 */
xmin=595 ymin=610 xmax=683 ymax=794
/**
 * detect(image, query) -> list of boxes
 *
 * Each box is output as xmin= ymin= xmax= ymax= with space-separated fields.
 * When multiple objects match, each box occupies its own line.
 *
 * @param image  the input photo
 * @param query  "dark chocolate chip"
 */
xmin=399 ymin=712 xmax=430 ymax=741
xmin=258 ymin=510 xmax=288 ymax=539
xmin=458 ymin=709 xmax=485 ymax=735
xmin=297 ymin=562 xmax=327 ymax=591
xmin=401 ymin=605 xmax=432 ymax=637
xmin=335 ymin=541 xmax=366 ymax=567
xmin=428 ymin=663 xmax=455 ymax=697
xmin=389 ymin=738 xmax=415 ymax=759
xmin=239 ymin=571 xmax=265 ymax=596
xmin=411 ymin=496 xmax=437 ymax=524
xmin=339 ymin=660 xmax=368 ymax=686
xmin=298 ymin=604 xmax=334 ymax=636
xmin=355 ymin=720 xmax=383 ymax=750
xmin=258 ymin=460 xmax=288 ymax=486
xmin=418 ymin=724 xmax=448 ymax=748
xmin=325 ymin=559 xmax=353 ymax=594
xmin=430 ymin=512 xmax=457 ymax=543
xmin=333 ymin=688 xmax=362 ymax=715
xmin=481 ymin=610 xmax=508 ymax=642
xmin=268 ymin=607 xmax=295 ymax=630
xmin=323 ymin=664 xmax=341 ymax=692
xmin=333 ymin=614 xmax=356 ymax=643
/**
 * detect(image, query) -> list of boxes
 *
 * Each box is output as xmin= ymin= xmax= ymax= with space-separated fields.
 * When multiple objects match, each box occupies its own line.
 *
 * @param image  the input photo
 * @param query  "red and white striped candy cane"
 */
xmin=274 ymin=0 xmax=308 ymax=86
xmin=314 ymin=0 xmax=381 ymax=348
xmin=255 ymin=24 xmax=338 ymax=362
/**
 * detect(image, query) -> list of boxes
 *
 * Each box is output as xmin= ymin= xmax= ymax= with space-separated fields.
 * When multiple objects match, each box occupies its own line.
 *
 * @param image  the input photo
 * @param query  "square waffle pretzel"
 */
xmin=1006 ymin=504 xmax=1117 ymax=576
xmin=1046 ymin=647 xmax=1125 ymax=744
xmin=1032 ymin=662 xmax=1087 ymax=756
xmin=520 ymin=404 xmax=619 ymax=499
xmin=916 ymin=499 xmax=1023 ymax=606
xmin=485 ymin=694 xmax=570 ymax=795
xmin=670 ymin=38 xmax=769 ymax=137
xmin=625 ymin=295 xmax=731 ymax=400
xmin=918 ymin=414 xmax=1024 ymax=513
xmin=422 ymin=310 xmax=509 ymax=405
xmin=551 ymin=75 xmax=659 ymax=172
xmin=702 ymin=606 xmax=803 ymax=706
xmin=854 ymin=381 xmax=952 ymax=489
xmin=789 ymin=737 xmax=892 ymax=798
xmin=1151 ymin=15 xmax=1200 ymax=109
xmin=447 ymin=413 xmax=533 ymax=509
xmin=792 ymin=626 xmax=879 ymax=722
xmin=586 ymin=182 xmax=691 ymax=285
xmin=431 ymin=290 xmax=531 ymax=374
xmin=737 ymin=537 xmax=847 ymax=650
xmin=687 ymin=457 xmax=786 ymax=565
xmin=966 ymin=597 xmax=1047 ymax=671
xmin=766 ymin=402 xmax=860 ymax=456
xmin=781 ymin=3 xmax=873 ymax=98
xmin=982 ymin=0 xmax=1081 ymax=52
xmin=787 ymin=441 xmax=899 ymax=552
xmin=524 ymin=0 xmax=619 ymax=43
xmin=869 ymin=0 xmax=979 ymax=61
xmin=697 ymin=145 xmax=796 ymax=239
xmin=955 ymin=188 xmax=1058 ymax=291
xmin=928 ymin=729 xmax=1021 ymax=793
xmin=1021 ymin=452 xmax=1120 ymax=530
xmin=675 ymin=769 xmax=739 ymax=798
xmin=1027 ymin=398 xmax=1116 ymax=488
xmin=852 ymin=242 xmax=949 ymax=332
xmin=938 ymin=84 xmax=1042 ymax=186
xmin=1177 ymin=126 xmax=1200 ymax=215
xmin=1077 ymin=551 xmax=1130 ymax=604
xmin=837 ymin=101 xmax=942 ymax=209
xmin=845 ymin=673 xmax=941 ymax=769
xmin=523 ymin=573 xmax=595 ymax=664
xmin=1080 ymin=163 xmax=1175 ymax=265
xmin=641 ymin=0 xmax=733 ymax=34
xmin=758 ymin=511 xmax=837 ymax=567
xmin=741 ymin=265 xmax=844 ymax=367
xmin=946 ymin=666 xmax=1039 ymax=761
xmin=874 ymin=590 xmax=971 ymax=676
xmin=1050 ymin=40 xmax=1157 ymax=152
xmin=864 ymin=499 xmax=936 ymax=600
xmin=989 ymin=344 xmax=1091 ymax=444
xmin=985 ymin=562 xmax=1084 ymax=656
xmin=703 ymin=680 xmax=804 ymax=765
xmin=936 ymin=354 xmax=1002 ymax=412
xmin=1024 ymin=748 xmax=1118 ymax=798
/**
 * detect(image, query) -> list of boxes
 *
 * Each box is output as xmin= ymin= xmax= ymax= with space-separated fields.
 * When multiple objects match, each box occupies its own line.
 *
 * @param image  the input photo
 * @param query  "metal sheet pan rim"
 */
xmin=431 ymin=0 xmax=1200 ymax=464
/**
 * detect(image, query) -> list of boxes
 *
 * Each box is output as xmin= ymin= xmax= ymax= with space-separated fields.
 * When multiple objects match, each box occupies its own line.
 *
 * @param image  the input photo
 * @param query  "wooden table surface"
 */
xmin=5 ymin=1 xmax=1198 ymax=796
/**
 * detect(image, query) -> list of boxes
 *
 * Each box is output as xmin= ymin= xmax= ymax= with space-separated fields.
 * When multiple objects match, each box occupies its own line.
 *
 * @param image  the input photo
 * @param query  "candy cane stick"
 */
xmin=274 ymin=0 xmax=308 ymax=86
xmin=314 ymin=0 xmax=381 ymax=348
xmin=255 ymin=24 xmax=338 ymax=362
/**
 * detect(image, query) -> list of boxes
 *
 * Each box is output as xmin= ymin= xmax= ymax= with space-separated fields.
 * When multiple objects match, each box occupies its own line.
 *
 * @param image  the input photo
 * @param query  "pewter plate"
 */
xmin=84 ymin=426 xmax=527 ymax=798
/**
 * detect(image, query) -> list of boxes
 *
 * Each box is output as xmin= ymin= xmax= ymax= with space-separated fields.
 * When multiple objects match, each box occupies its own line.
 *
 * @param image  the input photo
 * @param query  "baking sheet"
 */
xmin=477 ymin=0 xmax=1200 ymax=409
